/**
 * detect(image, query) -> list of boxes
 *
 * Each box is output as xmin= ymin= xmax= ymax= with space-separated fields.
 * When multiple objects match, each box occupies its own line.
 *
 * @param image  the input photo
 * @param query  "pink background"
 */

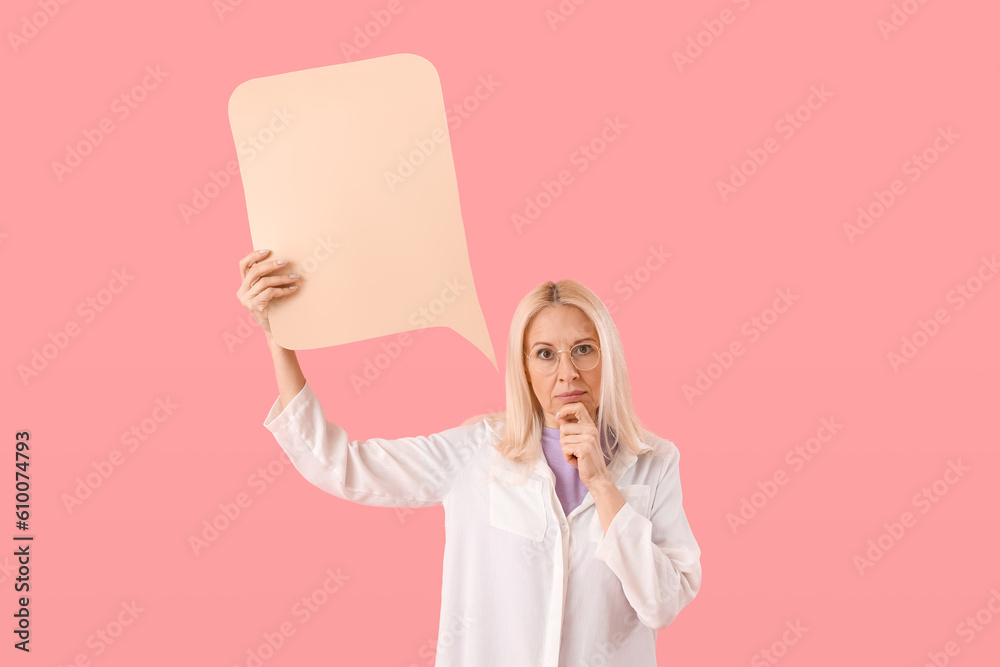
xmin=5 ymin=1 xmax=999 ymax=665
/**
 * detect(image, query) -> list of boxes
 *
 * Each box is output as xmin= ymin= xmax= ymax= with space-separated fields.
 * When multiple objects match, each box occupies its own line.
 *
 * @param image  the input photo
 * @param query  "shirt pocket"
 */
xmin=590 ymin=483 xmax=652 ymax=542
xmin=489 ymin=467 xmax=547 ymax=542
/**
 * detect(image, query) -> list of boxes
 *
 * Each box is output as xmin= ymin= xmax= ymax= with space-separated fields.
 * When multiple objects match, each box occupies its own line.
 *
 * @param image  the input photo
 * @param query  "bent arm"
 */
xmin=594 ymin=444 xmax=702 ymax=629
xmin=263 ymin=381 xmax=482 ymax=508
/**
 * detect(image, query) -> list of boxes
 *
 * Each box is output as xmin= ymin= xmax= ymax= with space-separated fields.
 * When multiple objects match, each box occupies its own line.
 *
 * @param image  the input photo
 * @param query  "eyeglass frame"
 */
xmin=523 ymin=343 xmax=602 ymax=375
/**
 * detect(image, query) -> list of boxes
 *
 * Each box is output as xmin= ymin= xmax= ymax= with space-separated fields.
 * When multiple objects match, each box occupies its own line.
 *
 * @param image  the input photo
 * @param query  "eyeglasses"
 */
xmin=524 ymin=343 xmax=601 ymax=375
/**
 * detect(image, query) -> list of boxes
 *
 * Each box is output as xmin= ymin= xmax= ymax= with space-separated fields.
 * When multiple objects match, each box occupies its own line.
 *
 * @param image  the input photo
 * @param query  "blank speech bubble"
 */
xmin=228 ymin=53 xmax=496 ymax=370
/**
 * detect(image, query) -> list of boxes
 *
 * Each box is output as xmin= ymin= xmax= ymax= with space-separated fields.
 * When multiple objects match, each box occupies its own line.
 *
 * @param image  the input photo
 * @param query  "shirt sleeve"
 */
xmin=263 ymin=380 xmax=481 ymax=508
xmin=593 ymin=442 xmax=702 ymax=630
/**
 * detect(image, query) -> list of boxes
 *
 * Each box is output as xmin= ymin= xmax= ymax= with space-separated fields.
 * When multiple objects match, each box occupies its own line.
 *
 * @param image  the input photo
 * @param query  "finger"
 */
xmin=561 ymin=445 xmax=578 ymax=466
xmin=242 ymin=258 xmax=288 ymax=292
xmin=557 ymin=402 xmax=594 ymax=424
xmin=555 ymin=403 xmax=582 ymax=423
xmin=560 ymin=434 xmax=596 ymax=454
xmin=248 ymin=274 xmax=299 ymax=300
xmin=562 ymin=421 xmax=596 ymax=434
xmin=561 ymin=440 xmax=581 ymax=457
xmin=249 ymin=285 xmax=291 ymax=313
xmin=243 ymin=276 xmax=297 ymax=311
xmin=559 ymin=422 xmax=580 ymax=435
xmin=239 ymin=249 xmax=270 ymax=278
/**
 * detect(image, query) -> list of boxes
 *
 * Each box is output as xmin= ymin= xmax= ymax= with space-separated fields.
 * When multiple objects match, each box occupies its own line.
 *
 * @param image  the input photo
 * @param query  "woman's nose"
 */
xmin=556 ymin=351 xmax=578 ymax=379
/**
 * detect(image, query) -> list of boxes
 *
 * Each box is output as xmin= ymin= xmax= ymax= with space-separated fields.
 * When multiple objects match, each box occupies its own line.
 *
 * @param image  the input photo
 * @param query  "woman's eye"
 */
xmin=575 ymin=345 xmax=592 ymax=354
xmin=538 ymin=349 xmax=553 ymax=359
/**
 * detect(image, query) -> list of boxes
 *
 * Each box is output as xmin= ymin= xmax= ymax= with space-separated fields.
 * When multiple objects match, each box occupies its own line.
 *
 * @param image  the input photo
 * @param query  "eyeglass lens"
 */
xmin=529 ymin=344 xmax=599 ymax=373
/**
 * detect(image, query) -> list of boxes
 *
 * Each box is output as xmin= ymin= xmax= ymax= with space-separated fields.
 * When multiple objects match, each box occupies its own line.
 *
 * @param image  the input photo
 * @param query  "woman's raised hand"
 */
xmin=236 ymin=249 xmax=300 ymax=339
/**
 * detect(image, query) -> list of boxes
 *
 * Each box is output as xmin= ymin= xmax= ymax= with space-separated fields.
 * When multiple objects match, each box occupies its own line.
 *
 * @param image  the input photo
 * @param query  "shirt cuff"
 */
xmin=594 ymin=500 xmax=639 ymax=563
xmin=263 ymin=381 xmax=313 ymax=431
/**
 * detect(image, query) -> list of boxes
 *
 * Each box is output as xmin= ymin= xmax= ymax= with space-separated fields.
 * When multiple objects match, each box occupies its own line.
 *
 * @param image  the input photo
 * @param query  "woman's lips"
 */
xmin=557 ymin=391 xmax=585 ymax=400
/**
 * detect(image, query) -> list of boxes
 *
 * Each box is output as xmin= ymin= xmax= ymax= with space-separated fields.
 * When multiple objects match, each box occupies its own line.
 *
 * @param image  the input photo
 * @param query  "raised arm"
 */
xmin=238 ymin=247 xmax=481 ymax=508
xmin=263 ymin=381 xmax=484 ymax=508
xmin=268 ymin=336 xmax=305 ymax=412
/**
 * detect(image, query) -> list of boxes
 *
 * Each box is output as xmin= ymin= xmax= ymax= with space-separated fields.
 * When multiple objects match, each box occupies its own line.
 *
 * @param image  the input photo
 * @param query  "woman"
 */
xmin=236 ymin=249 xmax=702 ymax=666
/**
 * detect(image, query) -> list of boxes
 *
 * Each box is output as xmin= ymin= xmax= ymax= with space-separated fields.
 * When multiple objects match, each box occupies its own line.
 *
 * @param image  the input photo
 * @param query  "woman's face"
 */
xmin=523 ymin=305 xmax=602 ymax=429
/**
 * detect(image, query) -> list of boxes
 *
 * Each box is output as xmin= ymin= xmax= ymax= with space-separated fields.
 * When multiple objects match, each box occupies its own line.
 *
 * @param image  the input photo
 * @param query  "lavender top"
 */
xmin=540 ymin=426 xmax=615 ymax=517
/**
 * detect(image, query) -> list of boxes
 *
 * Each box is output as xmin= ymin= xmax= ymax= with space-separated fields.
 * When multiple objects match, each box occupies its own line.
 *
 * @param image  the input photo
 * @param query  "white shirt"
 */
xmin=263 ymin=381 xmax=702 ymax=666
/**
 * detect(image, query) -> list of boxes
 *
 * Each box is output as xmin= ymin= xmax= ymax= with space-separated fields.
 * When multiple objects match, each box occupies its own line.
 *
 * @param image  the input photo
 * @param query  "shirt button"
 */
xmin=561 ymin=523 xmax=568 ymax=532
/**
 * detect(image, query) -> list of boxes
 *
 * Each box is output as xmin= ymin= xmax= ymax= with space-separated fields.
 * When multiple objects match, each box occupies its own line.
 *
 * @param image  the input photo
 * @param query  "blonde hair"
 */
xmin=483 ymin=279 xmax=653 ymax=477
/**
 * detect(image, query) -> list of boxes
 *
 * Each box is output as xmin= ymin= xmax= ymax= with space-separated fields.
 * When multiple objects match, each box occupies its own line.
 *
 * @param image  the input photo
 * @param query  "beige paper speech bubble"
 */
xmin=229 ymin=54 xmax=496 ymax=370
